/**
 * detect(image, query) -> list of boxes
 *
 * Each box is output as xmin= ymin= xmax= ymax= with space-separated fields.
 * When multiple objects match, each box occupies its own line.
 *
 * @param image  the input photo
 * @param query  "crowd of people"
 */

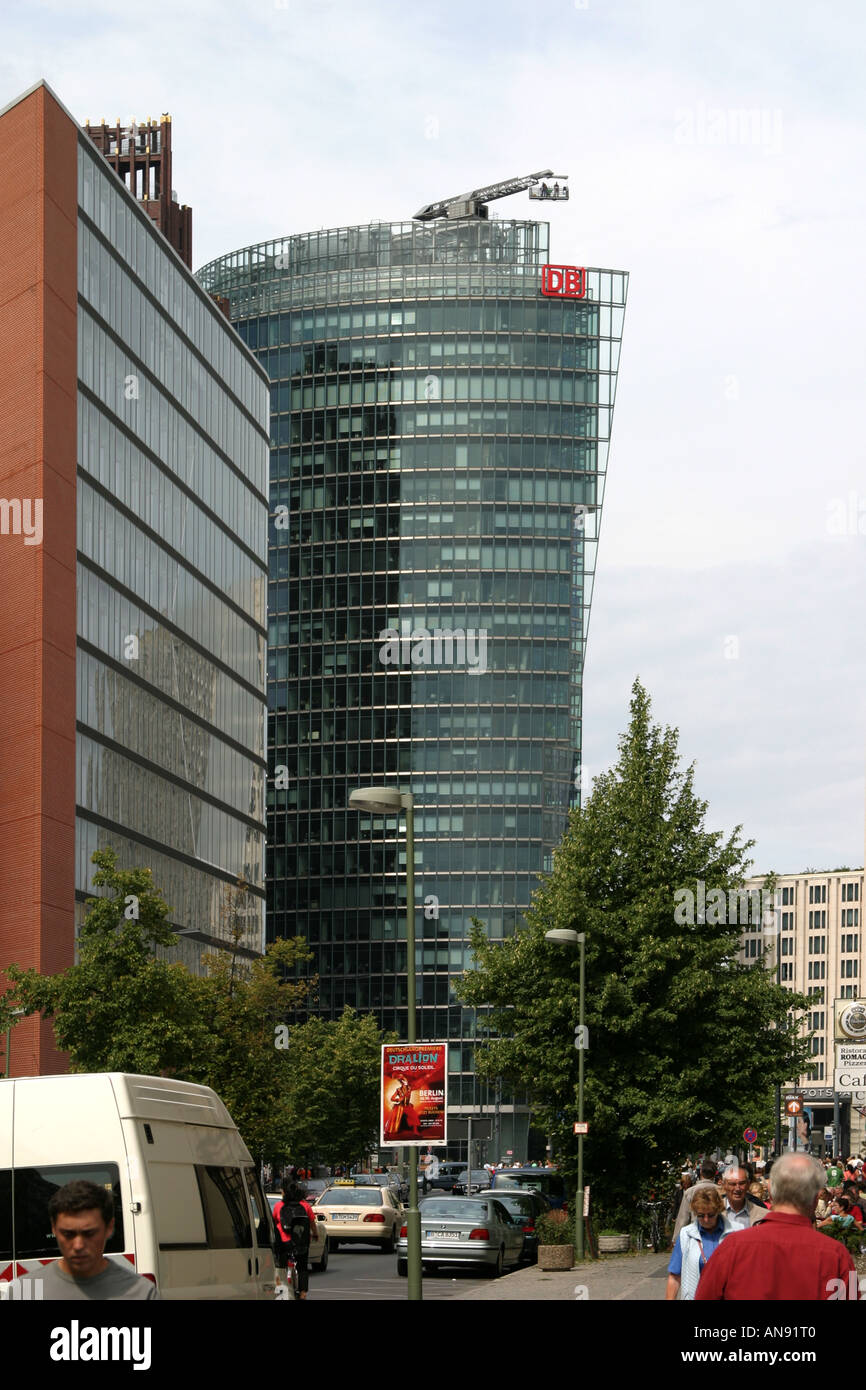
xmin=665 ymin=1152 xmax=866 ymax=1300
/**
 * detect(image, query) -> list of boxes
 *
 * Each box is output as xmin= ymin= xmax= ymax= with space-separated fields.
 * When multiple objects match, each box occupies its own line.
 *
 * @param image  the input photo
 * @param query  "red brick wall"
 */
xmin=0 ymin=85 xmax=77 ymax=1075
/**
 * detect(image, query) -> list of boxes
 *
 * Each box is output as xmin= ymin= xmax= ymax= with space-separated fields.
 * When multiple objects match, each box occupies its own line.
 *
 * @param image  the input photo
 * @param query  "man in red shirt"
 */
xmin=695 ymin=1153 xmax=860 ymax=1301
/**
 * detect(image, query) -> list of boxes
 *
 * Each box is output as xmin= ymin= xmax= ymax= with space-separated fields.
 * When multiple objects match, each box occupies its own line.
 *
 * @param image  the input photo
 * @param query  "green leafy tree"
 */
xmin=458 ymin=679 xmax=811 ymax=1228
xmin=190 ymin=879 xmax=314 ymax=1163
xmin=2 ymin=854 xmax=315 ymax=1163
xmin=4 ymin=848 xmax=209 ymax=1074
xmin=282 ymin=1008 xmax=395 ymax=1169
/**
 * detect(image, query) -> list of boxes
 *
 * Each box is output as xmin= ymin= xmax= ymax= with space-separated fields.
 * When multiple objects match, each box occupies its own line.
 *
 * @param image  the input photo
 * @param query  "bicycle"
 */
xmin=635 ymin=1198 xmax=669 ymax=1253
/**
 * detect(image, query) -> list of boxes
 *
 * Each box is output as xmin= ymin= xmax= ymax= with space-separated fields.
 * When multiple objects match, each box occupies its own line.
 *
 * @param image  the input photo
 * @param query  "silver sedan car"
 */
xmin=396 ymin=1196 xmax=525 ymax=1277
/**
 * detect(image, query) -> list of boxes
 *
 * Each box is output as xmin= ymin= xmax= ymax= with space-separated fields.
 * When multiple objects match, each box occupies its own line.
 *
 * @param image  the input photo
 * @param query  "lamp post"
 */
xmin=545 ymin=928 xmax=586 ymax=1262
xmin=349 ymin=786 xmax=421 ymax=1301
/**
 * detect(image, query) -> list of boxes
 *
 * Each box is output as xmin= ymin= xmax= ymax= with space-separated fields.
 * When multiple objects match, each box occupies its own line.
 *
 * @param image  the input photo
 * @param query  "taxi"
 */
xmin=314 ymin=1179 xmax=404 ymax=1253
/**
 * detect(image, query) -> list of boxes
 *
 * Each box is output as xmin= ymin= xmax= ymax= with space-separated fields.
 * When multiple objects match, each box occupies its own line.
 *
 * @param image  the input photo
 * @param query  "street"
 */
xmin=309 ymin=1244 xmax=498 ymax=1301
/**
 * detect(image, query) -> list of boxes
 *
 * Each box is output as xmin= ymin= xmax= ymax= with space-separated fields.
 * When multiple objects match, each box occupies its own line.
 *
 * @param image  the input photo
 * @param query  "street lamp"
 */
xmin=348 ymin=786 xmax=422 ymax=1301
xmin=545 ymin=927 xmax=586 ymax=1262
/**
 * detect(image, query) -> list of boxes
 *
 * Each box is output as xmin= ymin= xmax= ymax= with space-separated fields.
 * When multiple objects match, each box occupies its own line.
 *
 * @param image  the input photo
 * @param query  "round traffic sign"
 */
xmin=743 ymin=1127 xmax=758 ymax=1144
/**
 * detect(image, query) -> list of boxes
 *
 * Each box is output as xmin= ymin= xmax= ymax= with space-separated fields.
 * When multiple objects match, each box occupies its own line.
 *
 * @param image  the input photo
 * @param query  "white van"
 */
xmin=0 ymin=1072 xmax=281 ymax=1299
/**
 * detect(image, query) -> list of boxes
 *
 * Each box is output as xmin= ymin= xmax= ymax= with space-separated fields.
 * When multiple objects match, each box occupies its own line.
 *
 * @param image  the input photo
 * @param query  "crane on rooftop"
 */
xmin=413 ymin=169 xmax=569 ymax=222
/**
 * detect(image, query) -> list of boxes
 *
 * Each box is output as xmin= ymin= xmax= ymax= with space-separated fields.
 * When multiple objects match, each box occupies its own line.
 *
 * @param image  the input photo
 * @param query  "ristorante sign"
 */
xmin=541 ymin=264 xmax=587 ymax=299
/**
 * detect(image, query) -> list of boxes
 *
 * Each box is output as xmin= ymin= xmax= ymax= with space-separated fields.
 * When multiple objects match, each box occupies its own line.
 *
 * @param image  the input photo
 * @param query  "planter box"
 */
xmin=598 ymin=1234 xmax=630 ymax=1254
xmin=538 ymin=1244 xmax=574 ymax=1270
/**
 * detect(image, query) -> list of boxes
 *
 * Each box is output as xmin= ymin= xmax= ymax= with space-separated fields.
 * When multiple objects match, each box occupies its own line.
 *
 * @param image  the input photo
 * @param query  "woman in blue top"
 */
xmin=665 ymin=1186 xmax=738 ymax=1300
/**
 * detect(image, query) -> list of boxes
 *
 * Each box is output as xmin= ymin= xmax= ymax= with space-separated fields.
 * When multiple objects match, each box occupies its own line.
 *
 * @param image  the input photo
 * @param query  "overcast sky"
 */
xmin=5 ymin=0 xmax=866 ymax=874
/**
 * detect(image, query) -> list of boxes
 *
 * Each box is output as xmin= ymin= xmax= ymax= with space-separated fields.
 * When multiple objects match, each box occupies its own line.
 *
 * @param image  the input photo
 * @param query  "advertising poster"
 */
xmin=380 ymin=1043 xmax=447 ymax=1147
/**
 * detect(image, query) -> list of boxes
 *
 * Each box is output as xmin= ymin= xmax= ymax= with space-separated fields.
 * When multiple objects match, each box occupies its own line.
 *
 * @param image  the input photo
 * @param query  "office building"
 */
xmin=198 ymin=211 xmax=627 ymax=1155
xmin=0 ymin=82 xmax=269 ymax=1076
xmin=743 ymin=862 xmax=866 ymax=1156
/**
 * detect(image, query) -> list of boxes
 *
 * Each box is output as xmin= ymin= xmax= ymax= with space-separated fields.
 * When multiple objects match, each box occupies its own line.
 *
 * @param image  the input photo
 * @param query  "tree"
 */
xmin=282 ymin=1008 xmax=394 ymax=1169
xmin=2 ymin=853 xmax=315 ymax=1163
xmin=189 ymin=879 xmax=314 ymax=1163
xmin=458 ymin=679 xmax=812 ymax=1227
xmin=4 ymin=848 xmax=209 ymax=1074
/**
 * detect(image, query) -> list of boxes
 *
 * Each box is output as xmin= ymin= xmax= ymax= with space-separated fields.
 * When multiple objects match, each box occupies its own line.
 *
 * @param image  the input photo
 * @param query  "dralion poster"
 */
xmin=380 ymin=1043 xmax=447 ymax=1147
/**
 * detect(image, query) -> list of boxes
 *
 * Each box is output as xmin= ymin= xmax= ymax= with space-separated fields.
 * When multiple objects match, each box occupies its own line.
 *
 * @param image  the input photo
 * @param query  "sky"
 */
xmin=4 ymin=0 xmax=866 ymax=874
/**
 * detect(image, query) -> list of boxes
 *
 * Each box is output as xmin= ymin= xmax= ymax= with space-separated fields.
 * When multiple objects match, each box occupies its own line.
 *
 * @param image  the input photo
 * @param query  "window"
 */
xmin=811 ymin=1036 xmax=824 ymax=1055
xmin=808 ymin=935 xmax=826 ymax=954
xmin=842 ymin=883 xmax=859 ymax=902
xmin=781 ymin=962 xmax=794 ymax=981
xmin=810 ymin=1010 xmax=825 ymax=1030
xmin=809 ymin=885 xmax=827 ymax=904
xmin=195 ymin=1166 xmax=252 ymax=1249
xmin=8 ymin=1163 xmax=124 ymax=1260
xmin=781 ymin=887 xmax=794 ymax=905
xmin=842 ymin=959 xmax=859 ymax=978
xmin=808 ymin=961 xmax=826 ymax=979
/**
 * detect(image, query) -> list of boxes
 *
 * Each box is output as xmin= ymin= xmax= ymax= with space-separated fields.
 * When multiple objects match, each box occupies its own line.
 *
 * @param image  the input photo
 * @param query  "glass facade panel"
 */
xmin=78 ymin=138 xmax=269 ymax=962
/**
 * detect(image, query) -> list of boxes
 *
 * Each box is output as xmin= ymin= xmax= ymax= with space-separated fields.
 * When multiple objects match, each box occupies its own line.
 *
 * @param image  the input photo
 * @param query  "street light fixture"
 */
xmin=348 ymin=786 xmax=422 ymax=1301
xmin=545 ymin=928 xmax=586 ymax=1262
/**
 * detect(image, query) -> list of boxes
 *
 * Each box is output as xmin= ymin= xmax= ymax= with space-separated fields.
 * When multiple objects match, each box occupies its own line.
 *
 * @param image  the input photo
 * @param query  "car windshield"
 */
xmin=318 ymin=1189 xmax=381 ymax=1207
xmin=495 ymin=1196 xmax=537 ymax=1219
xmin=496 ymin=1173 xmax=560 ymax=1194
xmin=420 ymin=1200 xmax=489 ymax=1220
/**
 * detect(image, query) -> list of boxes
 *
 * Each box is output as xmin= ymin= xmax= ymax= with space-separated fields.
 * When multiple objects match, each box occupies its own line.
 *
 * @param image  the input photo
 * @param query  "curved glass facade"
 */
xmin=198 ymin=220 xmax=626 ymax=1145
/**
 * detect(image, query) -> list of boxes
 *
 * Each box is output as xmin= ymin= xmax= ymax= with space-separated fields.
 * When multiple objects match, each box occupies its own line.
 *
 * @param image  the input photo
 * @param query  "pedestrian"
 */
xmin=695 ymin=1153 xmax=860 ymax=1300
xmin=720 ymin=1167 xmax=766 ymax=1230
xmin=826 ymin=1156 xmax=844 ymax=1188
xmin=5 ymin=1180 xmax=158 ymax=1300
xmin=673 ymin=1172 xmax=693 ymax=1221
xmin=665 ymin=1187 xmax=738 ymax=1301
xmin=672 ymin=1160 xmax=720 ymax=1239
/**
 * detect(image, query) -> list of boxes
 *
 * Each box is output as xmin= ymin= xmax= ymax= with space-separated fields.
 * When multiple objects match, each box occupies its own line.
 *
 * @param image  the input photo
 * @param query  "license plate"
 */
xmin=332 ymin=1214 xmax=356 ymax=1221
xmin=427 ymin=1230 xmax=461 ymax=1240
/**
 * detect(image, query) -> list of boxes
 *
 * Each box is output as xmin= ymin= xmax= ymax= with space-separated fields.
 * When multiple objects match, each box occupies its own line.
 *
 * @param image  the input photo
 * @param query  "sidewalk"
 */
xmin=453 ymin=1250 xmax=670 ymax=1301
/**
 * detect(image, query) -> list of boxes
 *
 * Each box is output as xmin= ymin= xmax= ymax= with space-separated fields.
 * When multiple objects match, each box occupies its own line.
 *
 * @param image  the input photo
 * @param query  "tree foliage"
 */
xmin=281 ymin=1008 xmax=395 ymax=1169
xmin=2 ymin=851 xmax=314 ymax=1162
xmin=458 ymin=680 xmax=812 ymax=1226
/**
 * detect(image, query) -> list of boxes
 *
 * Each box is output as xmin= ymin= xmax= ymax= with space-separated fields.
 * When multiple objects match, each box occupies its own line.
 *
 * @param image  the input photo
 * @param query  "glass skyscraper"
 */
xmin=198 ymin=218 xmax=626 ymax=1153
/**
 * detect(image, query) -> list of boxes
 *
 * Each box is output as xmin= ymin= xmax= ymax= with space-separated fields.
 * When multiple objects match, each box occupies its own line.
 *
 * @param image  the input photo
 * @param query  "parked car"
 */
xmin=397 ymin=1195 xmax=525 ymax=1277
xmin=488 ymin=1190 xmax=551 ymax=1263
xmin=267 ymin=1193 xmax=329 ymax=1272
xmin=490 ymin=1167 xmax=567 ymax=1209
xmin=314 ymin=1182 xmax=404 ymax=1253
xmin=453 ymin=1169 xmax=492 ymax=1195
xmin=426 ymin=1162 xmax=467 ymax=1194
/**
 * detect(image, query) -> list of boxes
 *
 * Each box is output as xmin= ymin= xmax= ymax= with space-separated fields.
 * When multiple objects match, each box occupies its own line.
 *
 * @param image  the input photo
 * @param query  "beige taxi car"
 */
xmin=315 ymin=1180 xmax=404 ymax=1253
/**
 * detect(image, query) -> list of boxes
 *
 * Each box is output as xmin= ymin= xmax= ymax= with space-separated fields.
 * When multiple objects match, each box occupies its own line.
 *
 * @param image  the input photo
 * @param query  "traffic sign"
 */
xmin=573 ymin=1121 xmax=589 ymax=1135
xmin=785 ymin=1096 xmax=804 ymax=1116
xmin=743 ymin=1127 xmax=758 ymax=1144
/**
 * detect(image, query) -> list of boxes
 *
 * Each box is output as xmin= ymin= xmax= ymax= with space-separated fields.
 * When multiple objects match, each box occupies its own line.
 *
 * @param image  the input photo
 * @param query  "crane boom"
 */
xmin=413 ymin=169 xmax=566 ymax=221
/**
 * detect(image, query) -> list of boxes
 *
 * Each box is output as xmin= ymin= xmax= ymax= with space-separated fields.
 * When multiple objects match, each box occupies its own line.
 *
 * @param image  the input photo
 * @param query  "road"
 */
xmin=309 ymin=1242 xmax=496 ymax=1301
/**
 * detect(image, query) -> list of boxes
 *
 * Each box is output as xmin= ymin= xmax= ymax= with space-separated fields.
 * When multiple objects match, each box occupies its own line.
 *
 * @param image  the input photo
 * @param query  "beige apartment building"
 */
xmin=743 ymin=864 xmax=865 ymax=1157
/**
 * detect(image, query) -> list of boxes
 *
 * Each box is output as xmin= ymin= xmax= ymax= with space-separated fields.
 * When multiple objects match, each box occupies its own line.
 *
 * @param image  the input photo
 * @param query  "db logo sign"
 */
xmin=541 ymin=264 xmax=587 ymax=299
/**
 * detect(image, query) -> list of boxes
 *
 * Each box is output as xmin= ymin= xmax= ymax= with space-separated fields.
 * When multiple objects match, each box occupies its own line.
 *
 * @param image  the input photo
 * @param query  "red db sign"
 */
xmin=541 ymin=264 xmax=586 ymax=299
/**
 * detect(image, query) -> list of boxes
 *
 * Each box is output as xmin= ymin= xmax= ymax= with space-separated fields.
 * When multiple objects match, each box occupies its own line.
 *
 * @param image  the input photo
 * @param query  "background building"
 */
xmin=0 ymin=82 xmax=269 ymax=1076
xmin=743 ymin=865 xmax=866 ymax=1156
xmin=198 ymin=214 xmax=627 ymax=1157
